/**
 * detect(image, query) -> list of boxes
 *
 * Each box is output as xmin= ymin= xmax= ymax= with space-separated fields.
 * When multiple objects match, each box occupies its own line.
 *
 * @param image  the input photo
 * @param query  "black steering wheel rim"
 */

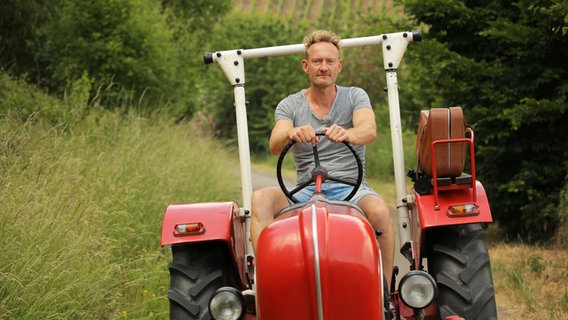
xmin=276 ymin=131 xmax=363 ymax=203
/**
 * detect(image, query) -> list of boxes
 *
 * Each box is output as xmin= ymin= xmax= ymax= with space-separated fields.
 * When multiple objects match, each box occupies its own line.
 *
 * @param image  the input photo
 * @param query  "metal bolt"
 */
xmin=234 ymin=60 xmax=239 ymax=66
xmin=388 ymin=62 xmax=393 ymax=68
xmin=386 ymin=45 xmax=391 ymax=50
xmin=235 ymin=78 xmax=240 ymax=83
xmin=216 ymin=52 xmax=222 ymax=57
xmin=382 ymin=34 xmax=388 ymax=40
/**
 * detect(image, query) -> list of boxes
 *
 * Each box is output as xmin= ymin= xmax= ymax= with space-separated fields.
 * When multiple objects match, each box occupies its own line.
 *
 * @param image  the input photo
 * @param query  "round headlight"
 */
xmin=208 ymin=287 xmax=246 ymax=320
xmin=398 ymin=270 xmax=437 ymax=309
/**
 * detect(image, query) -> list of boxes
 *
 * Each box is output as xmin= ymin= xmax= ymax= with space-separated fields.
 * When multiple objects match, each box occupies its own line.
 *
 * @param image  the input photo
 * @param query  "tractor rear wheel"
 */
xmin=427 ymin=223 xmax=498 ymax=320
xmin=168 ymin=242 xmax=234 ymax=320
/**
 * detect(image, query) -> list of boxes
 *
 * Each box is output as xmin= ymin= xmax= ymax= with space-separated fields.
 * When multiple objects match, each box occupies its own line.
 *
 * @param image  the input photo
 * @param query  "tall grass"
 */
xmin=489 ymin=243 xmax=568 ymax=319
xmin=0 ymin=82 xmax=241 ymax=318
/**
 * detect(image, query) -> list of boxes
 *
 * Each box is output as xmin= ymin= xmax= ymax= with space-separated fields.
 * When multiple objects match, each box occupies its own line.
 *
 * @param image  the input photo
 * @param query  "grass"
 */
xmin=0 ymin=81 xmax=241 ymax=319
xmin=488 ymin=241 xmax=568 ymax=319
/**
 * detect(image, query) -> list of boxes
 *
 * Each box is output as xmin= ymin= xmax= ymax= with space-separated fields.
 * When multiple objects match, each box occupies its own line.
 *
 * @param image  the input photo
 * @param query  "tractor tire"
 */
xmin=427 ymin=223 xmax=498 ymax=320
xmin=168 ymin=242 xmax=234 ymax=320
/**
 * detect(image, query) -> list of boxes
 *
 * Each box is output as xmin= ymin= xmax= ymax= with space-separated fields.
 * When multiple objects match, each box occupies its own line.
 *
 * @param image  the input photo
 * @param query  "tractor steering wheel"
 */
xmin=276 ymin=132 xmax=363 ymax=203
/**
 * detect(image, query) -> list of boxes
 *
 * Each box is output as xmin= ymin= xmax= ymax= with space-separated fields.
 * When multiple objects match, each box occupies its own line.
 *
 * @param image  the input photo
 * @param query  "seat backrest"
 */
xmin=415 ymin=106 xmax=467 ymax=178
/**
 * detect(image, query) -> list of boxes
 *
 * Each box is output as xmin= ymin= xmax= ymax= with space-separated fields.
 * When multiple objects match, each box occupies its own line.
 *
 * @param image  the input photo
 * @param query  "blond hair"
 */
xmin=304 ymin=30 xmax=341 ymax=58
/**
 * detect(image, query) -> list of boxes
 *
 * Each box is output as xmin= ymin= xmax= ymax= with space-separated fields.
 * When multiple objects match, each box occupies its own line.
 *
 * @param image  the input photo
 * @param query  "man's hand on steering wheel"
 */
xmin=289 ymin=124 xmax=353 ymax=146
xmin=321 ymin=124 xmax=352 ymax=143
xmin=288 ymin=125 xmax=320 ymax=145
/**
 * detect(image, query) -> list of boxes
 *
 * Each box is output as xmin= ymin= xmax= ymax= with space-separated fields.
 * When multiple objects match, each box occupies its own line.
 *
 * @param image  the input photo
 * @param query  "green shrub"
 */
xmin=37 ymin=0 xmax=179 ymax=109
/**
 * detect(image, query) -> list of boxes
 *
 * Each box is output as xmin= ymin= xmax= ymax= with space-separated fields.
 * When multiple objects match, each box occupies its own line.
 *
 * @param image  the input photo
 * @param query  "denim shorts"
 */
xmin=292 ymin=183 xmax=380 ymax=205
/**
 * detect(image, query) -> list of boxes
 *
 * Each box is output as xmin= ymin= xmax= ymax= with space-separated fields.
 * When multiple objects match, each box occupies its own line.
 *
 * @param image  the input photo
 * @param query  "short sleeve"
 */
xmin=350 ymin=87 xmax=372 ymax=111
xmin=274 ymin=95 xmax=295 ymax=123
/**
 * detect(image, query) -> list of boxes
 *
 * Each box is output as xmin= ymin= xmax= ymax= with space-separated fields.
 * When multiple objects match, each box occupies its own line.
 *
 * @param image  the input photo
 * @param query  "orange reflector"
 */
xmin=447 ymin=203 xmax=479 ymax=217
xmin=174 ymin=223 xmax=205 ymax=236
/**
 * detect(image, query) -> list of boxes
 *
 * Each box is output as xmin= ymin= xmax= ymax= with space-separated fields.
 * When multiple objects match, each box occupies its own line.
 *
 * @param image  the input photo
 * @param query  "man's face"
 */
xmin=302 ymin=42 xmax=342 ymax=88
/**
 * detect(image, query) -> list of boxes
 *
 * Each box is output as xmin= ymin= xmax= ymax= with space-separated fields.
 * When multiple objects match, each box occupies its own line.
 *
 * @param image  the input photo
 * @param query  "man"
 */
xmin=250 ymin=30 xmax=394 ymax=288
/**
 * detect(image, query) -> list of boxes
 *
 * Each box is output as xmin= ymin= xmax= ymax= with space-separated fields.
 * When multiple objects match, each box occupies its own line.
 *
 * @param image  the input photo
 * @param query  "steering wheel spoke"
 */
xmin=327 ymin=176 xmax=358 ymax=186
xmin=289 ymin=179 xmax=314 ymax=196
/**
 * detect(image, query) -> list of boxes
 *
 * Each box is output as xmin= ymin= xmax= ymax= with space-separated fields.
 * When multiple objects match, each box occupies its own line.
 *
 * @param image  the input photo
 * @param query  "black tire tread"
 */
xmin=168 ymin=242 xmax=233 ymax=320
xmin=427 ymin=223 xmax=498 ymax=320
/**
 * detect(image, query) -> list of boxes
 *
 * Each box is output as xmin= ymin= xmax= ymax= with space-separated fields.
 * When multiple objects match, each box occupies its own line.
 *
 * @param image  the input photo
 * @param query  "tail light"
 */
xmin=173 ymin=222 xmax=205 ymax=236
xmin=447 ymin=203 xmax=479 ymax=217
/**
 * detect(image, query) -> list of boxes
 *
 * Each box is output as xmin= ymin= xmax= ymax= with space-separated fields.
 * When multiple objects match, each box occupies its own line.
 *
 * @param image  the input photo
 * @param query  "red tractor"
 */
xmin=161 ymin=30 xmax=498 ymax=320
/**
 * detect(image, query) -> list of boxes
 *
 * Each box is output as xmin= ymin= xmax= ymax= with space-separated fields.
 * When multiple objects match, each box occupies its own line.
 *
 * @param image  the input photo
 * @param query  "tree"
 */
xmin=37 ymin=0 xmax=180 ymax=109
xmin=0 ymin=0 xmax=62 ymax=79
xmin=1 ymin=0 xmax=232 ymax=115
xmin=400 ymin=0 xmax=568 ymax=243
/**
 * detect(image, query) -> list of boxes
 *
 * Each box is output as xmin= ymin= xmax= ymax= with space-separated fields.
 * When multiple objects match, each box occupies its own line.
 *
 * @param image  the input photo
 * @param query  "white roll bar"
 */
xmin=204 ymin=30 xmax=422 ymax=259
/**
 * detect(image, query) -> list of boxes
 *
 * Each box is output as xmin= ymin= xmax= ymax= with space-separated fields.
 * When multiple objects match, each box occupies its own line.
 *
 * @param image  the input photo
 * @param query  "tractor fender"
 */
xmin=414 ymin=180 xmax=492 ymax=230
xmin=256 ymin=201 xmax=384 ymax=320
xmin=160 ymin=201 xmax=247 ymax=286
xmin=408 ymin=181 xmax=493 ymax=269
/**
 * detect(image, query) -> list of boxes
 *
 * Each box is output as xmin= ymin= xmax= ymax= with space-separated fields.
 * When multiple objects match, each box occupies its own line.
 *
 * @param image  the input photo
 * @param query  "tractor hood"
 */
xmin=255 ymin=199 xmax=384 ymax=319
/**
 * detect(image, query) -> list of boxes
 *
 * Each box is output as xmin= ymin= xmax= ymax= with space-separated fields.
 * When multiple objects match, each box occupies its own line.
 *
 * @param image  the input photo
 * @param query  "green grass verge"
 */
xmin=0 ymin=101 xmax=241 ymax=318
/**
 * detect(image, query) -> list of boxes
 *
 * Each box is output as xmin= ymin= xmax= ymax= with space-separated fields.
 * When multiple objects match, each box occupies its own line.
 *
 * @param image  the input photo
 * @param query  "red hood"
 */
xmin=256 ymin=200 xmax=384 ymax=319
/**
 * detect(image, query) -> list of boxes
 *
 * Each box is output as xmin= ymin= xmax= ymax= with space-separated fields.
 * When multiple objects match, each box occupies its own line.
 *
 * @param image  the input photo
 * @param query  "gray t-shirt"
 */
xmin=275 ymin=85 xmax=372 ymax=185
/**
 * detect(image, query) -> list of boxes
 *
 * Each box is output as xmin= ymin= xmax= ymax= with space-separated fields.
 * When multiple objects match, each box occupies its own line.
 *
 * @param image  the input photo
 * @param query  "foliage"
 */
xmin=38 ymin=0 xmax=180 ymax=109
xmin=163 ymin=0 xmax=231 ymax=38
xmin=0 ymin=77 xmax=240 ymax=318
xmin=161 ymin=0 xmax=232 ymax=116
xmin=1 ymin=0 xmax=231 ymax=115
xmin=401 ymin=0 xmax=568 ymax=243
xmin=0 ymin=0 xmax=61 ymax=76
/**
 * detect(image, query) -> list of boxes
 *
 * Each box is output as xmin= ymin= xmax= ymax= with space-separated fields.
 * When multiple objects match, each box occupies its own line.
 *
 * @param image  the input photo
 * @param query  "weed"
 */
xmin=528 ymin=254 xmax=545 ymax=274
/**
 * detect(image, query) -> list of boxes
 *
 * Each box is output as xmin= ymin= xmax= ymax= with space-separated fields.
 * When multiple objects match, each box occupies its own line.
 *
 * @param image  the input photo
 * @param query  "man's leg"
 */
xmin=250 ymin=187 xmax=290 ymax=253
xmin=358 ymin=195 xmax=395 ymax=291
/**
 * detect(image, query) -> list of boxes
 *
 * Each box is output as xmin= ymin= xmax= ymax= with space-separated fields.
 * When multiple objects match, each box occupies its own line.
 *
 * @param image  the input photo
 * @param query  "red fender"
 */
xmin=160 ymin=201 xmax=247 ymax=286
xmin=408 ymin=180 xmax=493 ymax=271
xmin=256 ymin=201 xmax=384 ymax=320
xmin=414 ymin=180 xmax=492 ymax=229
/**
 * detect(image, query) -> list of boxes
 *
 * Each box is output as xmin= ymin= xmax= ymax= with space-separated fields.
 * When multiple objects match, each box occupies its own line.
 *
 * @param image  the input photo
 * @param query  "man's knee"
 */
xmin=252 ymin=188 xmax=288 ymax=218
xmin=359 ymin=196 xmax=392 ymax=227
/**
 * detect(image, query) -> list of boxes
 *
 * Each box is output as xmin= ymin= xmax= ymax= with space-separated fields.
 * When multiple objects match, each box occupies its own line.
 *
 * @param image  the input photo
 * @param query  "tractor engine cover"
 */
xmin=255 ymin=201 xmax=384 ymax=319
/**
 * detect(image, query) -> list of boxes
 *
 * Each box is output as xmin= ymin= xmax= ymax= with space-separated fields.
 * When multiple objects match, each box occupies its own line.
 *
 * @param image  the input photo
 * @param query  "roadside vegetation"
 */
xmin=1 ymin=0 xmax=566 ymax=319
xmin=0 ymin=74 xmax=240 ymax=319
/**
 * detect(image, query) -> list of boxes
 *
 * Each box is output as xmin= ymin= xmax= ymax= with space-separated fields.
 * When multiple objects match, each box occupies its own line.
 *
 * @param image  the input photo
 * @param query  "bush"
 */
xmin=37 ymin=0 xmax=178 ymax=109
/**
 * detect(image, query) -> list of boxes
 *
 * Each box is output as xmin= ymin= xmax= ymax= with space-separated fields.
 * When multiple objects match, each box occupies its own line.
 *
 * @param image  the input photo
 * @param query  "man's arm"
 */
xmin=325 ymin=107 xmax=377 ymax=145
xmin=269 ymin=120 xmax=319 ymax=155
